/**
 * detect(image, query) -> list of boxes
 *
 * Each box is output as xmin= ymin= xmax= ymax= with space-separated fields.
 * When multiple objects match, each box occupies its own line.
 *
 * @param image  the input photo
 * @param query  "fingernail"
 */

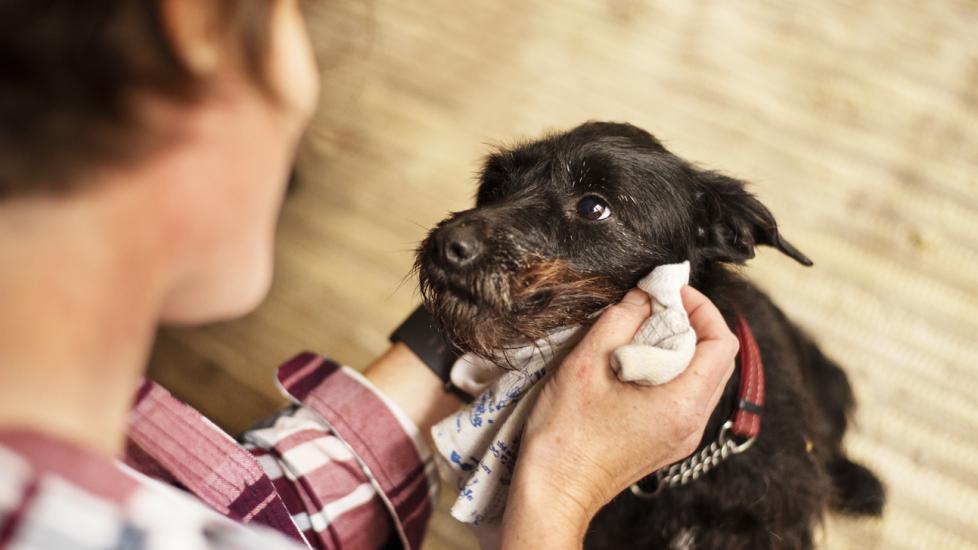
xmin=621 ymin=289 xmax=649 ymax=305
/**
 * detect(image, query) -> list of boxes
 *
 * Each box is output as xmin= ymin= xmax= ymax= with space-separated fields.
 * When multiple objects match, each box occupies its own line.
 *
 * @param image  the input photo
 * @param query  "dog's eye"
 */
xmin=576 ymin=196 xmax=611 ymax=221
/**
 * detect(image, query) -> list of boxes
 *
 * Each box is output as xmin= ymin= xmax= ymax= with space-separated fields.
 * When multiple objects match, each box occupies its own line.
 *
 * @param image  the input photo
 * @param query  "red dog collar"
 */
xmin=731 ymin=314 xmax=764 ymax=439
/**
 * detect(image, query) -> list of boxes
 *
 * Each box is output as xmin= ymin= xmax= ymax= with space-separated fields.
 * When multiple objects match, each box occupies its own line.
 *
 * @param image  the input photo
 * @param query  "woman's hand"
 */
xmin=501 ymin=286 xmax=739 ymax=548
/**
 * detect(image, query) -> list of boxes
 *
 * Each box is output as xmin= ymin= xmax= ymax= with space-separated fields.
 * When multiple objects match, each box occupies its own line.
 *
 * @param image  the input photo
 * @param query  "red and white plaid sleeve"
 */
xmin=242 ymin=353 xmax=439 ymax=550
xmin=125 ymin=353 xmax=439 ymax=550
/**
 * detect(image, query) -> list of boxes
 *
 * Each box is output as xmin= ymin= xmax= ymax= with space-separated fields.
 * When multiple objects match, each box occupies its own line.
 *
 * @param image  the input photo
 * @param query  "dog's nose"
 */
xmin=436 ymin=222 xmax=483 ymax=268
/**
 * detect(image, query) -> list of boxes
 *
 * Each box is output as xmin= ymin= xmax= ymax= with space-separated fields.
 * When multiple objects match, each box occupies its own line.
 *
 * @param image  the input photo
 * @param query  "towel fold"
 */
xmin=431 ymin=261 xmax=695 ymax=544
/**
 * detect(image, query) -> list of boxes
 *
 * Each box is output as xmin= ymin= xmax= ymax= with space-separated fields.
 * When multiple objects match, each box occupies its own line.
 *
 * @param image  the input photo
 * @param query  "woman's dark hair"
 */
xmin=0 ymin=0 xmax=274 ymax=198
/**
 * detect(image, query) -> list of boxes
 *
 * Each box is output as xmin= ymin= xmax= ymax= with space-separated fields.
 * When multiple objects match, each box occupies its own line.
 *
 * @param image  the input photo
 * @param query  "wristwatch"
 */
xmin=389 ymin=306 xmax=472 ymax=401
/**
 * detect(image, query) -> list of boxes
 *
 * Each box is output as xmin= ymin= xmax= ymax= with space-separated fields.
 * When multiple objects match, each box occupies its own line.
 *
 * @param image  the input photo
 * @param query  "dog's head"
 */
xmin=417 ymin=121 xmax=811 ymax=357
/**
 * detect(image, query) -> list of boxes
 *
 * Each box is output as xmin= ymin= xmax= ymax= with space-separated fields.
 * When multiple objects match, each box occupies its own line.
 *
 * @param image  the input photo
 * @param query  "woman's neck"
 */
xmin=0 ymin=190 xmax=165 ymax=458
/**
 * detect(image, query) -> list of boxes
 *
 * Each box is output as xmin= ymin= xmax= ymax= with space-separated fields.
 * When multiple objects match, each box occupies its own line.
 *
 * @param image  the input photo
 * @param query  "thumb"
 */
xmin=577 ymin=289 xmax=651 ymax=359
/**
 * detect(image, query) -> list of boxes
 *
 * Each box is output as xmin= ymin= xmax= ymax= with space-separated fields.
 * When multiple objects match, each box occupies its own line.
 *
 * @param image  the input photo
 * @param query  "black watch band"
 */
xmin=390 ymin=306 xmax=471 ymax=401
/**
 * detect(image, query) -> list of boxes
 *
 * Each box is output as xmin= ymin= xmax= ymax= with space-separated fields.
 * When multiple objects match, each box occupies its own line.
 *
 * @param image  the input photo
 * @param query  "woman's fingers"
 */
xmin=704 ymin=356 xmax=734 ymax=411
xmin=682 ymin=286 xmax=734 ymax=344
xmin=575 ymin=288 xmax=652 ymax=358
xmin=665 ymin=286 xmax=738 ymax=403
xmin=567 ymin=285 xmax=736 ymax=403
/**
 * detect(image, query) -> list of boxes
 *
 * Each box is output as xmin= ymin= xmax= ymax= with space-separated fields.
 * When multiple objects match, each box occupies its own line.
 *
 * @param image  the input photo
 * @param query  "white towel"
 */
xmin=430 ymin=261 xmax=695 ymax=545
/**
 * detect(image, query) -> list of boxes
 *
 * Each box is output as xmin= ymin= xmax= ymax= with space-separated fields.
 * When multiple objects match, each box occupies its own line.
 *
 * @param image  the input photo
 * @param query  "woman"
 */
xmin=0 ymin=1 xmax=738 ymax=548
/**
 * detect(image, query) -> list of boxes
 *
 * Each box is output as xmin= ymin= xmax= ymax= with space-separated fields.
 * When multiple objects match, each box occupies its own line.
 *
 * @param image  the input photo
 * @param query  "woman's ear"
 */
xmin=160 ymin=0 xmax=223 ymax=77
xmin=694 ymin=171 xmax=813 ymax=267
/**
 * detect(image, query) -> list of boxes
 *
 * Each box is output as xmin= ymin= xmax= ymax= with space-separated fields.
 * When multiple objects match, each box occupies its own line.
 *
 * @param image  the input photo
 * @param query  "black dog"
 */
xmin=416 ymin=122 xmax=885 ymax=549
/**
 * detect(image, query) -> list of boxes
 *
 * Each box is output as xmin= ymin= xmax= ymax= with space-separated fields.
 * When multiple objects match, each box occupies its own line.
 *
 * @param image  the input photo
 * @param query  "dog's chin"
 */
xmin=419 ymin=282 xmax=528 ymax=358
xmin=420 ymin=284 xmax=623 ymax=360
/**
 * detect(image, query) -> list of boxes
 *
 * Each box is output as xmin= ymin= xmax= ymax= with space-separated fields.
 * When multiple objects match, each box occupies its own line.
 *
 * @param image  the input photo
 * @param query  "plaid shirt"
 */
xmin=0 ymin=353 xmax=438 ymax=550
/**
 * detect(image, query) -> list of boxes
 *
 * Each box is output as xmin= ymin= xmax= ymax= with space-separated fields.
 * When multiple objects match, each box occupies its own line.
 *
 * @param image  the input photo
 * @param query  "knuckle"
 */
xmin=604 ymin=301 xmax=646 ymax=326
xmin=725 ymin=334 xmax=740 ymax=356
xmin=576 ymin=336 xmax=602 ymax=361
xmin=603 ymin=303 xmax=630 ymax=323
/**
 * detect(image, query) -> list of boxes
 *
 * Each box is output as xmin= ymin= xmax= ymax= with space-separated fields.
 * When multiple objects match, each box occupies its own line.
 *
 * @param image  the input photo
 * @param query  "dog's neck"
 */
xmin=688 ymin=262 xmax=746 ymax=309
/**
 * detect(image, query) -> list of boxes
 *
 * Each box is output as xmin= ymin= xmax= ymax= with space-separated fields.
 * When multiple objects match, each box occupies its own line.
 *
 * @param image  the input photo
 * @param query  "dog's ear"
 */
xmin=694 ymin=171 xmax=813 ymax=266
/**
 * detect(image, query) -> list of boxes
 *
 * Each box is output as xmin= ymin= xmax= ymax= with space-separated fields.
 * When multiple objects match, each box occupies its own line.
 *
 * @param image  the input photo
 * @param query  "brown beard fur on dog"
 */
xmin=418 ymin=256 xmax=623 ymax=361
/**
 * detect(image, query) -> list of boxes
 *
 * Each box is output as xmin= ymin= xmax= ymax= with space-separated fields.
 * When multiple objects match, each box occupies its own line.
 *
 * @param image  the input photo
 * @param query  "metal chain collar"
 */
xmin=630 ymin=420 xmax=756 ymax=499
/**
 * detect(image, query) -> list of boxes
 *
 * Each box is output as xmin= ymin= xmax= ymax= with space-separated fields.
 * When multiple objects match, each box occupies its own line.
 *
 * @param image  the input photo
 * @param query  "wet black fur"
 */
xmin=416 ymin=121 xmax=885 ymax=549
